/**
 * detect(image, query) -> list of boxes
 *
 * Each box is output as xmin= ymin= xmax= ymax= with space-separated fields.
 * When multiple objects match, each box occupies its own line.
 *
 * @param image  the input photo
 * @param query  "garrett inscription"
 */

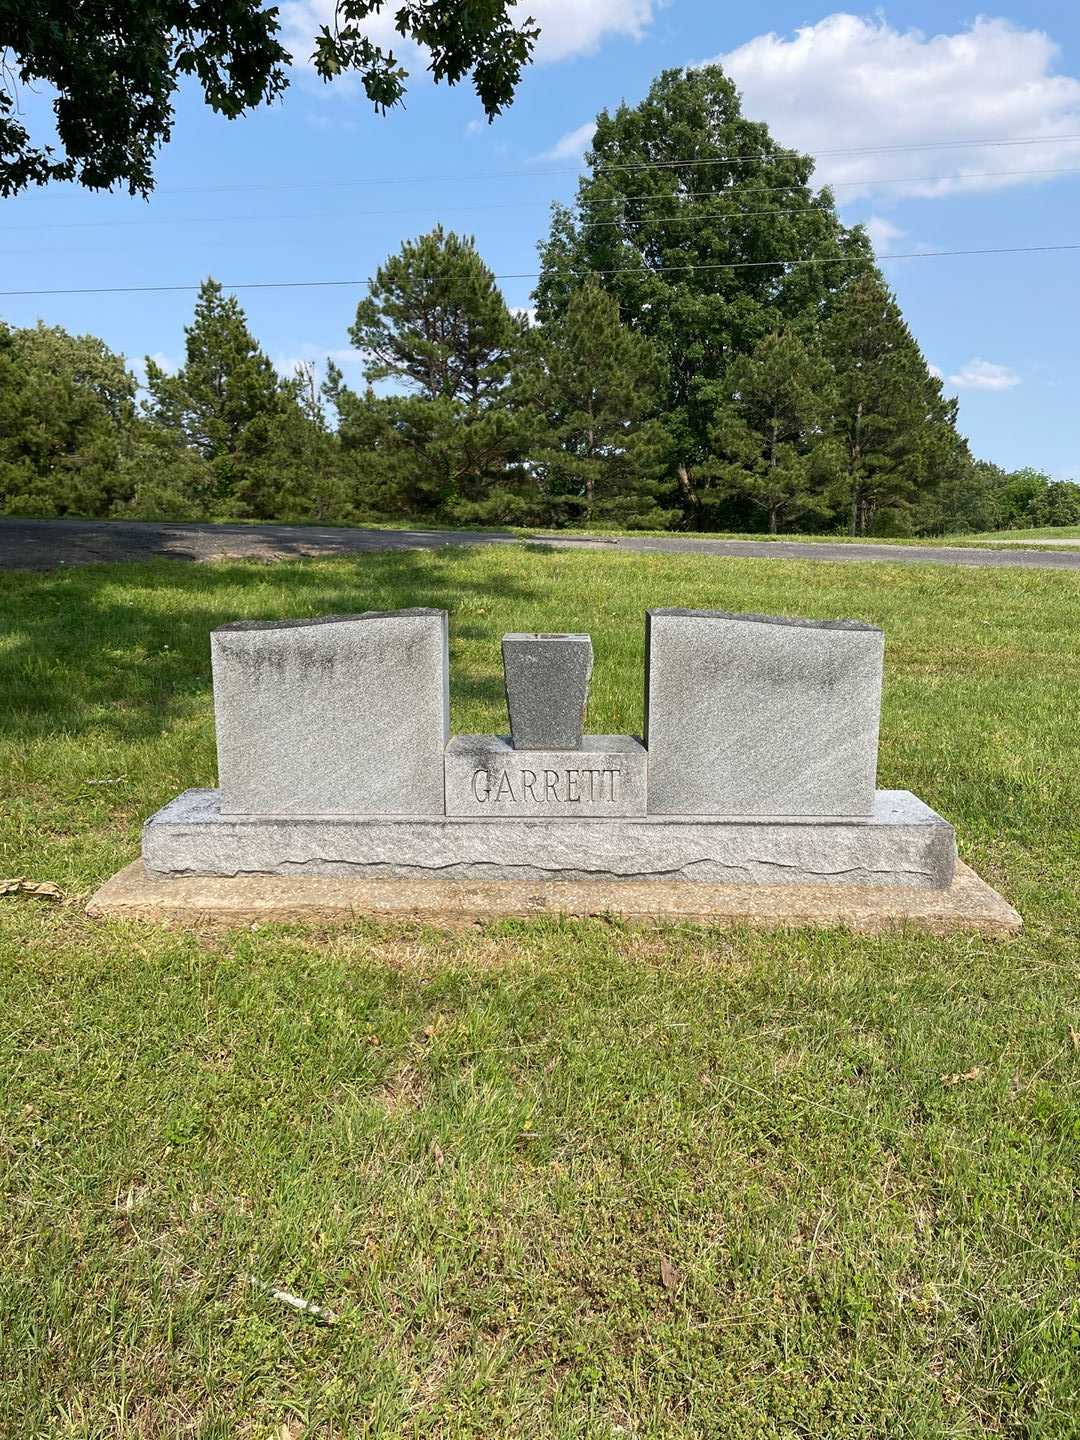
xmin=446 ymin=736 xmax=646 ymax=818
xmin=472 ymin=766 xmax=622 ymax=806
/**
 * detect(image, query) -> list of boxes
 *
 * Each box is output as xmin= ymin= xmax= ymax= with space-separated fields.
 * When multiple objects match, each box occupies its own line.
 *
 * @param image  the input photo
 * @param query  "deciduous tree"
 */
xmin=534 ymin=65 xmax=870 ymax=528
xmin=1 ymin=1 xmax=537 ymax=196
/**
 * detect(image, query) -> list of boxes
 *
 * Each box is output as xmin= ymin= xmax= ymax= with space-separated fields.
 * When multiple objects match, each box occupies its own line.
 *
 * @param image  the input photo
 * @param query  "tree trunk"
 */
xmin=676 ymin=463 xmax=700 ymax=529
xmin=850 ymin=402 xmax=864 ymax=536
xmin=585 ymin=404 xmax=595 ymax=517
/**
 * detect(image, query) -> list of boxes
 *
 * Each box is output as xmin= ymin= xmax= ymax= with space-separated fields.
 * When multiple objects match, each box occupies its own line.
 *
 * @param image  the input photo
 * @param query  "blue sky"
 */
xmin=4 ymin=2 xmax=1080 ymax=477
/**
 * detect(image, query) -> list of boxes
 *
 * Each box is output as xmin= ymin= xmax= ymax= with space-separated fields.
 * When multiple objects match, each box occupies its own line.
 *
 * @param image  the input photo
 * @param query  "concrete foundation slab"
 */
xmin=87 ymin=859 xmax=1020 ymax=936
xmin=141 ymin=788 xmax=956 ymax=888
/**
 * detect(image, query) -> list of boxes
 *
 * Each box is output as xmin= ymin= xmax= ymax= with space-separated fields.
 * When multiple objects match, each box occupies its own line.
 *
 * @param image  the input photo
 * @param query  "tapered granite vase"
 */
xmin=502 ymin=633 xmax=593 ymax=750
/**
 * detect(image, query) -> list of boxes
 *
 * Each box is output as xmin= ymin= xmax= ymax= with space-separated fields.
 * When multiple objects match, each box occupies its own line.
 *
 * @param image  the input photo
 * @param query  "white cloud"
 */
xmin=947 ymin=358 xmax=1022 ymax=392
xmin=928 ymin=363 xmax=944 ymax=381
xmin=710 ymin=15 xmax=1080 ymax=199
xmin=281 ymin=0 xmax=657 ymax=73
xmin=538 ymin=120 xmax=596 ymax=163
xmin=145 ymin=351 xmax=178 ymax=376
xmin=863 ymin=215 xmax=905 ymax=252
xmin=522 ymin=0 xmax=657 ymax=64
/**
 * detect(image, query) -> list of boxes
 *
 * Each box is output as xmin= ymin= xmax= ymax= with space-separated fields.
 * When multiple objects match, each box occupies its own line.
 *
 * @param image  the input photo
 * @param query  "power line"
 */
xmin=126 ymin=130 xmax=1080 ymax=194
xmin=6 ymin=164 xmax=1080 ymax=235
xmin=593 ymin=132 xmax=1080 ymax=174
xmin=13 ymin=132 xmax=1074 ymax=207
xmin=0 ymin=201 xmax=872 ymax=237
xmin=4 ymin=242 xmax=1080 ymax=298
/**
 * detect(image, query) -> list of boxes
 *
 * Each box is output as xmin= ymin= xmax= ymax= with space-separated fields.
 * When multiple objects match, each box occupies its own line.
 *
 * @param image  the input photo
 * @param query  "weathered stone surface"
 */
xmin=89 ymin=859 xmax=1021 ymax=937
xmin=445 ymin=735 xmax=647 ymax=817
xmin=142 ymin=788 xmax=955 ymax=888
xmin=502 ymin=633 xmax=593 ymax=749
xmin=645 ymin=609 xmax=884 ymax=818
xmin=211 ymin=609 xmax=449 ymax=817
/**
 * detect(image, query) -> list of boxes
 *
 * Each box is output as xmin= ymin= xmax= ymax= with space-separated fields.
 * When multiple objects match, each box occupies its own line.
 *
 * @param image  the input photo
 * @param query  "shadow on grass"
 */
xmin=0 ymin=548 xmax=532 ymax=743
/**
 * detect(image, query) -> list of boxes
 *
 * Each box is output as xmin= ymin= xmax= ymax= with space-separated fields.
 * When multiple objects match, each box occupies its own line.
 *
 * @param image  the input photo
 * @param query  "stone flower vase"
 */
xmin=502 ymin=633 xmax=593 ymax=751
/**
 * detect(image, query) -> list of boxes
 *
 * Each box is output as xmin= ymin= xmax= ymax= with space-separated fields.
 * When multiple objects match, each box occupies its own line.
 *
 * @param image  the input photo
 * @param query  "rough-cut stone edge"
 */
xmin=646 ymin=607 xmax=883 ymax=634
xmin=86 ymin=859 xmax=1021 ymax=936
xmin=140 ymin=788 xmax=956 ymax=888
xmin=213 ymin=607 xmax=447 ymax=635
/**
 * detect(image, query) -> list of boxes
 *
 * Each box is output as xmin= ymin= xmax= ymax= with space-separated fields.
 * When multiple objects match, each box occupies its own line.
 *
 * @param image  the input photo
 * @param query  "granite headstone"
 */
xmin=644 ymin=609 xmax=884 ymax=817
xmin=502 ymin=633 xmax=593 ymax=750
xmin=212 ymin=609 xmax=449 ymax=817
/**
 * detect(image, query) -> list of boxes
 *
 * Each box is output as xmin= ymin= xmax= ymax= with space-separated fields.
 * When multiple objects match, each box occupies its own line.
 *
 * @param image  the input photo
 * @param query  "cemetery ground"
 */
xmin=0 ymin=544 xmax=1077 ymax=1438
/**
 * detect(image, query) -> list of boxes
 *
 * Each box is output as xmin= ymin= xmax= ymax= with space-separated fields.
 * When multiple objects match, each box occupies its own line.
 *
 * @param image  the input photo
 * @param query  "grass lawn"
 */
xmin=955 ymin=526 xmax=1080 ymax=546
xmin=523 ymin=525 xmax=1080 ymax=550
xmin=1 ymin=544 xmax=1077 ymax=1439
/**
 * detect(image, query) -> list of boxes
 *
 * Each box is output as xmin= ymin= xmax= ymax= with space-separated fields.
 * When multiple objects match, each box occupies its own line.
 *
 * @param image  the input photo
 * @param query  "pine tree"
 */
xmin=325 ymin=364 xmax=417 ymax=519
xmin=822 ymin=270 xmax=956 ymax=535
xmin=341 ymin=229 xmax=533 ymax=521
xmin=0 ymin=321 xmax=139 ymax=516
xmin=349 ymin=227 xmax=522 ymax=405
xmin=235 ymin=363 xmax=353 ymax=523
xmin=144 ymin=277 xmax=282 ymax=511
xmin=703 ymin=329 xmax=835 ymax=533
xmin=521 ymin=278 xmax=675 ymax=527
xmin=534 ymin=66 xmax=870 ymax=528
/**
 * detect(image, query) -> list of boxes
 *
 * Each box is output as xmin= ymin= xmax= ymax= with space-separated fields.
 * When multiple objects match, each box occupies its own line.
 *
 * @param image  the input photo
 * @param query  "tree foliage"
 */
xmin=0 ymin=60 xmax=1065 ymax=537
xmin=821 ymin=270 xmax=963 ymax=535
xmin=534 ymin=65 xmax=871 ymax=527
xmin=0 ymin=322 xmax=137 ymax=516
xmin=341 ymin=228 xmax=534 ymax=523
xmin=703 ymin=329 xmax=835 ymax=534
xmin=520 ymin=277 xmax=674 ymax=527
xmin=349 ymin=226 xmax=523 ymax=405
xmin=312 ymin=2 xmax=538 ymax=116
xmin=0 ymin=0 xmax=537 ymax=197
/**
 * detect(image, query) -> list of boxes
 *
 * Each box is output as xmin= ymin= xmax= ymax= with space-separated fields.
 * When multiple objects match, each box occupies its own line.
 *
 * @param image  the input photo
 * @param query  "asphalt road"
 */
xmin=2 ymin=515 xmax=1078 ymax=572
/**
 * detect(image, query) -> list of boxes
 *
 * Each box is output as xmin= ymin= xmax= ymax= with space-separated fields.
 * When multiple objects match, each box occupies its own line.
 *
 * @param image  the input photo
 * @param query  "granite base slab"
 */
xmin=88 ymin=860 xmax=1020 ymax=936
xmin=142 ymin=789 xmax=956 ymax=888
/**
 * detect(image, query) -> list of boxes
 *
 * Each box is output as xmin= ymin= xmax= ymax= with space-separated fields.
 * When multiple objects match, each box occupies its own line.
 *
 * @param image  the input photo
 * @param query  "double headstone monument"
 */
xmin=142 ymin=607 xmax=957 ymax=889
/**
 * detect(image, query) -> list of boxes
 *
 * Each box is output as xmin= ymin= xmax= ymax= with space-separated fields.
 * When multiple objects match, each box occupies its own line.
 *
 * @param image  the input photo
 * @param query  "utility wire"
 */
xmin=4 ymin=243 xmax=1080 ymax=298
xmin=0 ymin=202 xmax=875 ymax=236
xmin=6 ymin=165 xmax=1080 ymax=235
xmin=133 ymin=130 xmax=1080 ymax=194
xmin=592 ymin=132 xmax=1080 ymax=173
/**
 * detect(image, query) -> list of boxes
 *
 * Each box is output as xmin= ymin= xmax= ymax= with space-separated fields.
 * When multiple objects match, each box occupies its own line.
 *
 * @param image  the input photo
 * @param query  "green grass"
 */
xmin=523 ymin=524 xmax=1080 ymax=549
xmin=956 ymin=526 xmax=1080 ymax=545
xmin=1 ymin=545 xmax=1078 ymax=1438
